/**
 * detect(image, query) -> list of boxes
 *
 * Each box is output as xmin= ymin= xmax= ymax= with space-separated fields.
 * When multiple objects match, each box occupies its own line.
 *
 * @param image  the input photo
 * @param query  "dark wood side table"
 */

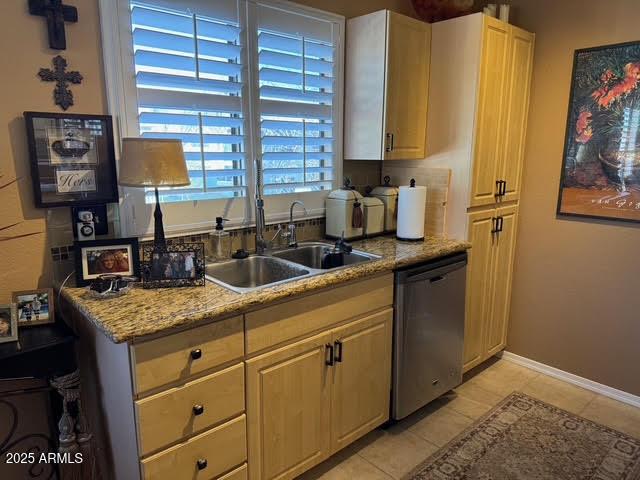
xmin=0 ymin=322 xmax=76 ymax=480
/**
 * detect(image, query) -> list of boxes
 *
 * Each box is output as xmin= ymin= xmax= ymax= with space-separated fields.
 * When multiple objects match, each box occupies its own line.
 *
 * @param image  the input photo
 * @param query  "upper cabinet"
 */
xmin=344 ymin=10 xmax=431 ymax=161
xmin=469 ymin=16 xmax=535 ymax=207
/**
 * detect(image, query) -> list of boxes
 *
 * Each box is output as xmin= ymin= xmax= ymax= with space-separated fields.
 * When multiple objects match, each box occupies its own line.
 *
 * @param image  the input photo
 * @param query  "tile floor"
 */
xmin=297 ymin=357 xmax=640 ymax=480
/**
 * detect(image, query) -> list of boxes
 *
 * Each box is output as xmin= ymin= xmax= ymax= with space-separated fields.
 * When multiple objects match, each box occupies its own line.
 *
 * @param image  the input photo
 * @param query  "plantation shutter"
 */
xmin=130 ymin=0 xmax=247 ymax=202
xmin=256 ymin=3 xmax=336 ymax=195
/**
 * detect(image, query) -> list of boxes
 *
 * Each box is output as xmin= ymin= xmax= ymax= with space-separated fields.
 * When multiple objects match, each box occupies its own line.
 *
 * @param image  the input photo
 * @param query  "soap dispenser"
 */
xmin=212 ymin=217 xmax=231 ymax=261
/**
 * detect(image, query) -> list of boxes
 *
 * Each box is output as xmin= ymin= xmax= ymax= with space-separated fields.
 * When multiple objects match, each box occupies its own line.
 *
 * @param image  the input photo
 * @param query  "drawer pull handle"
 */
xmin=190 ymin=349 xmax=202 ymax=360
xmin=192 ymin=404 xmax=204 ymax=416
xmin=196 ymin=458 xmax=208 ymax=470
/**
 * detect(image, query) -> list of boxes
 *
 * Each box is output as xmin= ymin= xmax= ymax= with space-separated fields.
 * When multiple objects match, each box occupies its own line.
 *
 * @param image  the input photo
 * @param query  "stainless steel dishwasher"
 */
xmin=391 ymin=252 xmax=467 ymax=420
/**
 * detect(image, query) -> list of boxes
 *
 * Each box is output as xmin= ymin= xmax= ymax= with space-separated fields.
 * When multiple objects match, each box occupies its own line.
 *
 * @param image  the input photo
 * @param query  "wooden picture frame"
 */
xmin=557 ymin=41 xmax=640 ymax=223
xmin=0 ymin=304 xmax=18 ymax=344
xmin=11 ymin=288 xmax=55 ymax=327
xmin=74 ymin=238 xmax=140 ymax=287
xmin=141 ymin=243 xmax=206 ymax=289
xmin=24 ymin=112 xmax=119 ymax=208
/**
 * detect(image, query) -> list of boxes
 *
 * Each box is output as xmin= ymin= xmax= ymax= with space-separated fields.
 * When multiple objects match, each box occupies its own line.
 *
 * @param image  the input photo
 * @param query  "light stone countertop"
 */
xmin=61 ymin=235 xmax=470 ymax=343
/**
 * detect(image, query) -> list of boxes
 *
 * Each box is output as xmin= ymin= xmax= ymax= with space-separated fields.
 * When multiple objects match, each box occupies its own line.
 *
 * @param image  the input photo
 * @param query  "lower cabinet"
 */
xmin=246 ymin=308 xmax=393 ymax=480
xmin=463 ymin=204 xmax=518 ymax=372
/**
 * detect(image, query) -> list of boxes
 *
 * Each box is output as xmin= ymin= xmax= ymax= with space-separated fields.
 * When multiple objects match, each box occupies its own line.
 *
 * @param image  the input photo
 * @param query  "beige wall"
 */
xmin=507 ymin=0 xmax=640 ymax=396
xmin=0 ymin=0 xmax=106 ymax=303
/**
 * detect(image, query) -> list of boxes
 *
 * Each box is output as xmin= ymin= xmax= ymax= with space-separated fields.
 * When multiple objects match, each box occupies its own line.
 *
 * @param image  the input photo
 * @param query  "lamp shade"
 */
xmin=118 ymin=138 xmax=190 ymax=187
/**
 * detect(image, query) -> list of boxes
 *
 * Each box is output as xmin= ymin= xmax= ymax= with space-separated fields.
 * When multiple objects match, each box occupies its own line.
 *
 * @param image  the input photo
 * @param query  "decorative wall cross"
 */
xmin=29 ymin=0 xmax=78 ymax=50
xmin=38 ymin=55 xmax=83 ymax=110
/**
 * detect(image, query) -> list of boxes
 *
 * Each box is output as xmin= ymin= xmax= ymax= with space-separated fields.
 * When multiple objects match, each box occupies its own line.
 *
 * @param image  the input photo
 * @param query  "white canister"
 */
xmin=371 ymin=176 xmax=399 ymax=232
xmin=397 ymin=180 xmax=427 ymax=241
xmin=362 ymin=196 xmax=385 ymax=236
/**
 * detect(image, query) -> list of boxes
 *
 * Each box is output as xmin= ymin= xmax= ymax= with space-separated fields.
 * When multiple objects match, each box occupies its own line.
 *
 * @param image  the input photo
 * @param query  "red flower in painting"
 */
xmin=575 ymin=108 xmax=593 ymax=143
xmin=592 ymin=62 xmax=640 ymax=108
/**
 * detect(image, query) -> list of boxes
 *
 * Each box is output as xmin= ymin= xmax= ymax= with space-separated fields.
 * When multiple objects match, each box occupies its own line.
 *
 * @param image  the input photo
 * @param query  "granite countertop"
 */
xmin=61 ymin=236 xmax=470 ymax=343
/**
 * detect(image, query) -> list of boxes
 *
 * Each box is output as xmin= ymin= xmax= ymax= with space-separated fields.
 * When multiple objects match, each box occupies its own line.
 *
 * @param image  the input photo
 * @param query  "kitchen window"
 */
xmin=99 ymin=0 xmax=344 ymax=238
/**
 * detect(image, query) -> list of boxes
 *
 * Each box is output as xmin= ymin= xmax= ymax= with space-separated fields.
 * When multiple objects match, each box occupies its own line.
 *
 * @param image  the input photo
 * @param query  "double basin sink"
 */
xmin=205 ymin=242 xmax=381 ymax=293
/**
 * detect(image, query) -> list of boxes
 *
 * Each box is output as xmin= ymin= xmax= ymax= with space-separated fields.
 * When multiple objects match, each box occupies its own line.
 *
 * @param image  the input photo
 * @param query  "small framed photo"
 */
xmin=12 ymin=289 xmax=55 ymax=327
xmin=141 ymin=243 xmax=205 ymax=289
xmin=74 ymin=238 xmax=140 ymax=287
xmin=0 ymin=304 xmax=18 ymax=344
xmin=24 ymin=112 xmax=118 ymax=208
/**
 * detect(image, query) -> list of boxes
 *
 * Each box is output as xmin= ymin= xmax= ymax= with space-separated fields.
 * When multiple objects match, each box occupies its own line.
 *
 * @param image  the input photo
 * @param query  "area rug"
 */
xmin=405 ymin=392 xmax=640 ymax=480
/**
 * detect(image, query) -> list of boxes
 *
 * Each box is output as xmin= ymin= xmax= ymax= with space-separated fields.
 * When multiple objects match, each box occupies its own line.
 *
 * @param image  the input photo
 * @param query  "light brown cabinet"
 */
xmin=463 ymin=205 xmax=519 ymax=371
xmin=470 ymin=18 xmax=534 ymax=207
xmin=344 ymin=10 xmax=431 ymax=160
xmin=426 ymin=13 xmax=533 ymax=371
xmin=246 ymin=308 xmax=393 ymax=480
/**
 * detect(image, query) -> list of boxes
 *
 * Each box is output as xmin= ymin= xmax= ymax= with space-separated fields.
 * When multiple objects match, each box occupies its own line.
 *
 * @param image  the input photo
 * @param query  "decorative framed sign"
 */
xmin=12 ymin=289 xmax=55 ymax=327
xmin=74 ymin=238 xmax=140 ymax=287
xmin=141 ymin=243 xmax=206 ymax=289
xmin=24 ymin=112 xmax=118 ymax=208
xmin=558 ymin=41 xmax=640 ymax=223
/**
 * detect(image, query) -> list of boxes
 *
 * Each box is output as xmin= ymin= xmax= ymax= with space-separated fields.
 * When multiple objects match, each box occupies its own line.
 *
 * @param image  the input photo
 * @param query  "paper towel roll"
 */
xmin=397 ymin=183 xmax=427 ymax=241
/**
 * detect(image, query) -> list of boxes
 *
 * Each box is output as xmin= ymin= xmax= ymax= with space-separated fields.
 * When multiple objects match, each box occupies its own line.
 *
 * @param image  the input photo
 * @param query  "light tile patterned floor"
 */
xmin=297 ymin=358 xmax=640 ymax=480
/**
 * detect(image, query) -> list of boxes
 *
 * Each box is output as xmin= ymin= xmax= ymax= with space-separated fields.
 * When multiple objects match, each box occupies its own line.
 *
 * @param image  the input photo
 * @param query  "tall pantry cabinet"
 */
xmin=424 ymin=14 xmax=534 ymax=371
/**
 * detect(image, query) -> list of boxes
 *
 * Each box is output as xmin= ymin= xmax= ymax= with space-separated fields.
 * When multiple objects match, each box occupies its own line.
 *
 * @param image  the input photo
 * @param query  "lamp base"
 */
xmin=153 ymin=187 xmax=167 ymax=251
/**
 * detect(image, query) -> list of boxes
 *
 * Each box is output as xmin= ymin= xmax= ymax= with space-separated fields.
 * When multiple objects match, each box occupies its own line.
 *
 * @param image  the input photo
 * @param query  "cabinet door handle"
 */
xmin=491 ymin=217 xmax=500 ymax=233
xmin=390 ymin=133 xmax=394 ymax=151
xmin=498 ymin=216 xmax=504 ymax=232
xmin=501 ymin=180 xmax=507 ymax=196
xmin=495 ymin=180 xmax=502 ymax=197
xmin=197 ymin=458 xmax=208 ymax=470
xmin=190 ymin=348 xmax=202 ymax=360
xmin=192 ymin=404 xmax=204 ymax=416
xmin=385 ymin=133 xmax=393 ymax=152
xmin=325 ymin=343 xmax=334 ymax=366
xmin=334 ymin=340 xmax=343 ymax=363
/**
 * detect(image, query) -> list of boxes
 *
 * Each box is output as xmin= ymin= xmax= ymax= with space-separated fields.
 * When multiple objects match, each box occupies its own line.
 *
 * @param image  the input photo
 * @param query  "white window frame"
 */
xmin=99 ymin=0 xmax=344 ymax=239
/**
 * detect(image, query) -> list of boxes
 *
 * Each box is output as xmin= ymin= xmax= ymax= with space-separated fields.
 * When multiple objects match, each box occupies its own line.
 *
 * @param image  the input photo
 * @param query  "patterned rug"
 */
xmin=405 ymin=392 xmax=640 ymax=480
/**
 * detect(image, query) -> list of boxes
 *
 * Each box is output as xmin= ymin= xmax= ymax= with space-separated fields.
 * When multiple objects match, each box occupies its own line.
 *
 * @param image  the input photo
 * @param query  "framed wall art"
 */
xmin=12 ymin=289 xmax=55 ymax=327
xmin=141 ymin=243 xmax=205 ymax=289
xmin=558 ymin=41 xmax=640 ymax=223
xmin=24 ymin=112 xmax=119 ymax=208
xmin=74 ymin=238 xmax=140 ymax=287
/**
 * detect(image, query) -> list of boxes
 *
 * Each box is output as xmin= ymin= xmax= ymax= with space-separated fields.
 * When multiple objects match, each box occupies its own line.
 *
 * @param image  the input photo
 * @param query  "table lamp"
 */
xmin=118 ymin=138 xmax=190 ymax=250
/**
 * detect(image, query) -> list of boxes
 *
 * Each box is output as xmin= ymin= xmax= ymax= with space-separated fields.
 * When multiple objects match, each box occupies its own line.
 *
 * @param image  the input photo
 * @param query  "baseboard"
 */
xmin=499 ymin=351 xmax=640 ymax=409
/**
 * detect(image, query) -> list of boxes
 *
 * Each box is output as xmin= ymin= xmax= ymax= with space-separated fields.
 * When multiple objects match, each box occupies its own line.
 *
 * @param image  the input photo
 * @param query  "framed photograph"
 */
xmin=558 ymin=41 xmax=640 ymax=223
xmin=0 ymin=304 xmax=18 ymax=344
xmin=24 ymin=112 xmax=118 ymax=208
xmin=12 ymin=289 xmax=55 ymax=327
xmin=141 ymin=243 xmax=205 ymax=289
xmin=74 ymin=238 xmax=140 ymax=287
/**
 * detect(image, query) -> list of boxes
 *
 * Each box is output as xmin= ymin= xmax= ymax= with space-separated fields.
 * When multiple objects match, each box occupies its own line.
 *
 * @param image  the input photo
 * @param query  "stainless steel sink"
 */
xmin=271 ymin=242 xmax=381 ymax=270
xmin=205 ymin=256 xmax=310 ymax=293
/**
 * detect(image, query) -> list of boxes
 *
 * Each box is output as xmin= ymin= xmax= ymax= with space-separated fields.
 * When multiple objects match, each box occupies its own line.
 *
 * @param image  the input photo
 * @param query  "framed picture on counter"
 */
xmin=12 ymin=288 xmax=55 ymax=327
xmin=24 ymin=112 xmax=118 ymax=208
xmin=141 ymin=243 xmax=205 ymax=289
xmin=74 ymin=238 xmax=140 ymax=287
xmin=0 ymin=304 xmax=18 ymax=344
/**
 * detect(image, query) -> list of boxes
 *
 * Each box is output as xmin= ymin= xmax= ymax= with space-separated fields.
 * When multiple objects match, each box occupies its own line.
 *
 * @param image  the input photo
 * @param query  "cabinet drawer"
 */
xmin=132 ymin=316 xmax=243 ymax=394
xmin=219 ymin=464 xmax=247 ymax=480
xmin=141 ymin=414 xmax=247 ymax=480
xmin=245 ymin=274 xmax=393 ymax=354
xmin=136 ymin=363 xmax=245 ymax=456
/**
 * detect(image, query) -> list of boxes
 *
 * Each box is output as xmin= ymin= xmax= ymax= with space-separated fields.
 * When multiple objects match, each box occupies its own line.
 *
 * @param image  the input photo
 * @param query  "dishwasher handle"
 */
xmin=401 ymin=260 xmax=466 ymax=284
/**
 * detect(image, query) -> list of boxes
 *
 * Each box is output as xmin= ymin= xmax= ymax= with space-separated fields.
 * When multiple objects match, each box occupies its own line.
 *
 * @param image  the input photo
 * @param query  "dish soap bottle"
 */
xmin=212 ymin=217 xmax=231 ymax=261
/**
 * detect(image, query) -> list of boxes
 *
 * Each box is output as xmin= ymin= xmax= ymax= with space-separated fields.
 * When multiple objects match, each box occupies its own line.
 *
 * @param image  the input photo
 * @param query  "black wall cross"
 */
xmin=29 ymin=0 xmax=78 ymax=50
xmin=38 ymin=55 xmax=83 ymax=110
